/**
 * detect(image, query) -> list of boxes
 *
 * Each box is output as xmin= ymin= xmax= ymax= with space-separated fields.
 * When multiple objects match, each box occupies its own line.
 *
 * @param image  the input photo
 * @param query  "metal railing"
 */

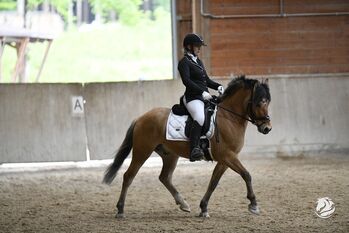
xmin=200 ymin=0 xmax=349 ymax=19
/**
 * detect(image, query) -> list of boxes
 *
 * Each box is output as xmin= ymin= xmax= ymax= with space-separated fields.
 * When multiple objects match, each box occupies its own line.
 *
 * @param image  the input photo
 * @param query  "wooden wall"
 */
xmin=176 ymin=0 xmax=349 ymax=76
xmin=176 ymin=0 xmax=192 ymax=63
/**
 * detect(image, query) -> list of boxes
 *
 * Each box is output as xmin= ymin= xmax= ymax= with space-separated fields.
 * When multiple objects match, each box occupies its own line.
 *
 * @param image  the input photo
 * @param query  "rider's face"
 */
xmin=193 ymin=45 xmax=201 ymax=56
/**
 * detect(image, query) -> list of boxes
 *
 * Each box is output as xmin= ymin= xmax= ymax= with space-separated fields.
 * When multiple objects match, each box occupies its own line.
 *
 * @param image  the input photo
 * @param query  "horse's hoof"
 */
xmin=179 ymin=201 xmax=191 ymax=212
xmin=199 ymin=212 xmax=210 ymax=218
xmin=115 ymin=213 xmax=125 ymax=218
xmin=180 ymin=204 xmax=191 ymax=212
xmin=248 ymin=204 xmax=260 ymax=215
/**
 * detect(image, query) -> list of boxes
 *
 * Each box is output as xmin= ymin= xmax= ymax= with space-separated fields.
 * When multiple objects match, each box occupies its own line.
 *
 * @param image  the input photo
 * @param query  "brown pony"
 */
xmin=103 ymin=75 xmax=272 ymax=218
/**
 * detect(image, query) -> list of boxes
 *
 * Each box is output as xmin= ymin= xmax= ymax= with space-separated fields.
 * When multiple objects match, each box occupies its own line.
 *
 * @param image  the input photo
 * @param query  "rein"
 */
xmin=209 ymin=100 xmax=255 ymax=144
xmin=211 ymin=102 xmax=256 ymax=124
xmin=209 ymin=82 xmax=259 ymax=126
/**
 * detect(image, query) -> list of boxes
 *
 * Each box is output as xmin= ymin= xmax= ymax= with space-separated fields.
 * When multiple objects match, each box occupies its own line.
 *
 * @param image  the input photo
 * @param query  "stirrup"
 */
xmin=190 ymin=147 xmax=204 ymax=162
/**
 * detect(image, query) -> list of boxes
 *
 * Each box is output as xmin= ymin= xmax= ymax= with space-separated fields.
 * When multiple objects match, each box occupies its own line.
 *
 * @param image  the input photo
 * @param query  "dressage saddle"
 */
xmin=171 ymin=95 xmax=217 ymax=138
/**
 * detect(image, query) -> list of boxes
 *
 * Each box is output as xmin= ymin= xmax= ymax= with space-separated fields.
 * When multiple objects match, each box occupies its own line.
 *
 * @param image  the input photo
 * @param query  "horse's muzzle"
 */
xmin=258 ymin=124 xmax=272 ymax=134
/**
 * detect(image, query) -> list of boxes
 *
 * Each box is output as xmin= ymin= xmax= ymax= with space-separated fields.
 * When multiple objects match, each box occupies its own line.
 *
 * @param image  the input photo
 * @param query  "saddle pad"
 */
xmin=166 ymin=110 xmax=216 ymax=141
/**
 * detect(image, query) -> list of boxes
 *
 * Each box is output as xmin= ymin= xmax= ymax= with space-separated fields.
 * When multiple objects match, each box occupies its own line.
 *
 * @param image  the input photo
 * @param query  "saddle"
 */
xmin=166 ymin=96 xmax=219 ymax=161
xmin=171 ymin=96 xmax=217 ymax=138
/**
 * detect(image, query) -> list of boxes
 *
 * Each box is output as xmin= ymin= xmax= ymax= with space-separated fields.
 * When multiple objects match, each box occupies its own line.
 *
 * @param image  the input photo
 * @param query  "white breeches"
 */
xmin=183 ymin=97 xmax=205 ymax=126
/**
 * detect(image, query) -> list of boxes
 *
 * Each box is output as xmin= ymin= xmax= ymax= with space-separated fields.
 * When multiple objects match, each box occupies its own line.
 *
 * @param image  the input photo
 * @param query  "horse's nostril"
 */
xmin=263 ymin=127 xmax=270 ymax=134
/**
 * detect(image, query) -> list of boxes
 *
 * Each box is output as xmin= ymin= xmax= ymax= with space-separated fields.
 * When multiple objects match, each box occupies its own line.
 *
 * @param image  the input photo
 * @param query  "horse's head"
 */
xmin=249 ymin=79 xmax=272 ymax=134
xmin=220 ymin=75 xmax=272 ymax=134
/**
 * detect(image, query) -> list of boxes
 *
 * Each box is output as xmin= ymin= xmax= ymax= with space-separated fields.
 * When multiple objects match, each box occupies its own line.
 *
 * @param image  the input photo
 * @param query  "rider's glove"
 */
xmin=218 ymin=86 xmax=224 ymax=95
xmin=202 ymin=91 xmax=212 ymax=100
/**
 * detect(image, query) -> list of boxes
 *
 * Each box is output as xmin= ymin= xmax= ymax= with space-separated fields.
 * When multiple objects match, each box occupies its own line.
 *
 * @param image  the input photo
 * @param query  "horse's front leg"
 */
xmin=199 ymin=163 xmax=227 ymax=218
xmin=225 ymin=156 xmax=260 ymax=215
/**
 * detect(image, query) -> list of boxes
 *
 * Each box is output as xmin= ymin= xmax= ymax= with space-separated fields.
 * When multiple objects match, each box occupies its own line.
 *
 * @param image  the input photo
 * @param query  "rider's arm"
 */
xmin=199 ymin=60 xmax=221 ymax=90
xmin=206 ymin=75 xmax=221 ymax=90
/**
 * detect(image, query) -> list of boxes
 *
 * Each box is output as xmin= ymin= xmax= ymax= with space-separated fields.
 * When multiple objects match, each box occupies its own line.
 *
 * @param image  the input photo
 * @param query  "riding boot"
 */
xmin=189 ymin=120 xmax=204 ymax=162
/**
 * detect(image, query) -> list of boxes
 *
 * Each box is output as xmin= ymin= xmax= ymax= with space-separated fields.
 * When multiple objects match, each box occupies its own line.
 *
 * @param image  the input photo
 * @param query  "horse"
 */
xmin=103 ymin=75 xmax=272 ymax=218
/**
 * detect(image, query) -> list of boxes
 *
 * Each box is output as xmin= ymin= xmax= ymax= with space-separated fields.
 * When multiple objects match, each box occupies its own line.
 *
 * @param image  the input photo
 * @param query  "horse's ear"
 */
xmin=238 ymin=74 xmax=245 ymax=80
xmin=263 ymin=78 xmax=269 ymax=85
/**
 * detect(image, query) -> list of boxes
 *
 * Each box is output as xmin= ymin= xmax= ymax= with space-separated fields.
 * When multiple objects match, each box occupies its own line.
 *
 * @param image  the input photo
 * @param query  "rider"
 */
xmin=178 ymin=33 xmax=224 ymax=162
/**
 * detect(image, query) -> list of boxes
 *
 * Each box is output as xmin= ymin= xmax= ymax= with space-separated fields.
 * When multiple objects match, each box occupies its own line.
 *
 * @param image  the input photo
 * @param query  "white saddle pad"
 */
xmin=166 ymin=110 xmax=216 ymax=141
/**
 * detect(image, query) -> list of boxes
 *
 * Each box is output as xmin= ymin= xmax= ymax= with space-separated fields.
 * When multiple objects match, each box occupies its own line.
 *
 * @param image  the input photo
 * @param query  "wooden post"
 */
xmin=192 ymin=0 xmax=201 ymax=34
xmin=17 ymin=0 xmax=26 ymax=28
xmin=192 ymin=0 xmax=211 ymax=73
xmin=77 ymin=0 xmax=82 ymax=26
xmin=0 ymin=38 xmax=4 ymax=82
xmin=35 ymin=40 xmax=52 ymax=82
xmin=11 ymin=37 xmax=29 ymax=83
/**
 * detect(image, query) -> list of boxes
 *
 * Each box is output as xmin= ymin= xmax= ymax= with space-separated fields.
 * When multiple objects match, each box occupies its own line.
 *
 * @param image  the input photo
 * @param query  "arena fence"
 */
xmin=1 ymin=74 xmax=348 ymax=163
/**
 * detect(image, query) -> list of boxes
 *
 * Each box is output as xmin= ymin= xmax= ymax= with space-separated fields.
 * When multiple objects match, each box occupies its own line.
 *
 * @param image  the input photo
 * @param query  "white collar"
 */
xmin=187 ymin=53 xmax=198 ymax=63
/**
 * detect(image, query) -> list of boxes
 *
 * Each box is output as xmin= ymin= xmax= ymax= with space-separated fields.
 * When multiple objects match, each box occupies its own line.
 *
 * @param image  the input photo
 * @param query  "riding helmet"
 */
xmin=183 ymin=33 xmax=207 ymax=47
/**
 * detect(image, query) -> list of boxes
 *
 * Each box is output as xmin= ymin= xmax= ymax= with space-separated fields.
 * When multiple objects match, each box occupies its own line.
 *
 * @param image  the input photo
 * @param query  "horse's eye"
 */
xmin=260 ymin=99 xmax=268 ymax=106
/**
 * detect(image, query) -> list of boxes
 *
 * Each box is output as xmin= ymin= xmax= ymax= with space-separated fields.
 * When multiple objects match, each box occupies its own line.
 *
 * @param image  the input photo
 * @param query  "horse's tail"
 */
xmin=103 ymin=121 xmax=136 ymax=185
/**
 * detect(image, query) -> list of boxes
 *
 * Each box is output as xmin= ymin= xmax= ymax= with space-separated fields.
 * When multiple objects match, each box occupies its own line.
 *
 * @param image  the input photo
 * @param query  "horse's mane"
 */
xmin=220 ymin=75 xmax=271 ymax=103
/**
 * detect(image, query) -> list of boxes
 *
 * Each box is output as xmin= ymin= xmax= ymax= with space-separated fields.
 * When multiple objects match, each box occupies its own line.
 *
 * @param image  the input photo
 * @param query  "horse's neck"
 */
xmin=218 ymin=88 xmax=251 ymax=124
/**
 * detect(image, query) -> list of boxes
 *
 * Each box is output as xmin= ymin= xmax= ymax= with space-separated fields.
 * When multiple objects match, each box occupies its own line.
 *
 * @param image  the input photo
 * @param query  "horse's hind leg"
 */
xmin=116 ymin=144 xmax=154 ymax=218
xmin=155 ymin=145 xmax=191 ymax=212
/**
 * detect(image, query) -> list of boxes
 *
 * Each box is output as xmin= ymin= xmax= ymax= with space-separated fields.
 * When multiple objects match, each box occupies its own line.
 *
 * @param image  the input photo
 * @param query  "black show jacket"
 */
xmin=178 ymin=54 xmax=220 ymax=102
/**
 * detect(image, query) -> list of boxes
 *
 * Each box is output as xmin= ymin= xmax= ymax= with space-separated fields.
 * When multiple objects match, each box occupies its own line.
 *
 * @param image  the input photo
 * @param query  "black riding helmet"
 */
xmin=183 ymin=33 xmax=207 ymax=48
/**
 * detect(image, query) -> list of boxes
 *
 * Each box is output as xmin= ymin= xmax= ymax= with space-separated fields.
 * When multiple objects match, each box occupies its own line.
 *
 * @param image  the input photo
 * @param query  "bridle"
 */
xmin=210 ymin=82 xmax=270 ymax=126
xmin=246 ymin=82 xmax=271 ymax=126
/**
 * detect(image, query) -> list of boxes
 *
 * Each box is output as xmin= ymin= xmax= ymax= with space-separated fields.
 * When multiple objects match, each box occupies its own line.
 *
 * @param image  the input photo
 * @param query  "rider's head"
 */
xmin=183 ymin=33 xmax=206 ymax=56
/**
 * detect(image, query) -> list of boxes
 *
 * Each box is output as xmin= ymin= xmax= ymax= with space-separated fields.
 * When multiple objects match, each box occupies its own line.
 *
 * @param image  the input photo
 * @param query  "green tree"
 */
xmin=27 ymin=0 xmax=72 ymax=22
xmin=88 ymin=0 xmax=143 ymax=25
xmin=153 ymin=0 xmax=170 ymax=12
xmin=0 ymin=0 xmax=17 ymax=10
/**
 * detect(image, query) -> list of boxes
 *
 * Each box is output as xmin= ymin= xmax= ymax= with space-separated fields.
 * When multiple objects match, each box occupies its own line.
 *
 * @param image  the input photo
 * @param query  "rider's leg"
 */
xmin=184 ymin=98 xmax=205 ymax=161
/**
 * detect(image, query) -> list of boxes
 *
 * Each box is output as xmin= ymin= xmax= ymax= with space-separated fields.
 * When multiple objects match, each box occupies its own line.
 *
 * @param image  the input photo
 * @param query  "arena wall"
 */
xmin=83 ymin=80 xmax=184 ymax=160
xmin=0 ymin=75 xmax=348 ymax=163
xmin=0 ymin=84 xmax=86 ymax=163
xmin=242 ymin=74 xmax=349 ymax=156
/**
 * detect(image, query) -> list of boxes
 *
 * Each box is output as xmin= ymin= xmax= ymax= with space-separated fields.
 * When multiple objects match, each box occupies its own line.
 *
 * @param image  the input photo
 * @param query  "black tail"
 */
xmin=103 ymin=121 xmax=136 ymax=184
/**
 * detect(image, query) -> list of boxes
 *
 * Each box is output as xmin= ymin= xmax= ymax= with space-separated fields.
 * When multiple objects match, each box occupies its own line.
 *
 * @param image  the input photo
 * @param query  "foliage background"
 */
xmin=1 ymin=0 xmax=173 ymax=83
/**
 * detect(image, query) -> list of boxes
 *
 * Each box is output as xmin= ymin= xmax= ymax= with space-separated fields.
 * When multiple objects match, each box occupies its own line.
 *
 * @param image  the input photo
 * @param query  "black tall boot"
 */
xmin=189 ymin=120 xmax=204 ymax=162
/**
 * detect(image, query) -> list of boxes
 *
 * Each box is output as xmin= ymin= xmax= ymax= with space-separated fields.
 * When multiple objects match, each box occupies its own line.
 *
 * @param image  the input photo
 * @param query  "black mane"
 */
xmin=220 ymin=75 xmax=271 ymax=103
